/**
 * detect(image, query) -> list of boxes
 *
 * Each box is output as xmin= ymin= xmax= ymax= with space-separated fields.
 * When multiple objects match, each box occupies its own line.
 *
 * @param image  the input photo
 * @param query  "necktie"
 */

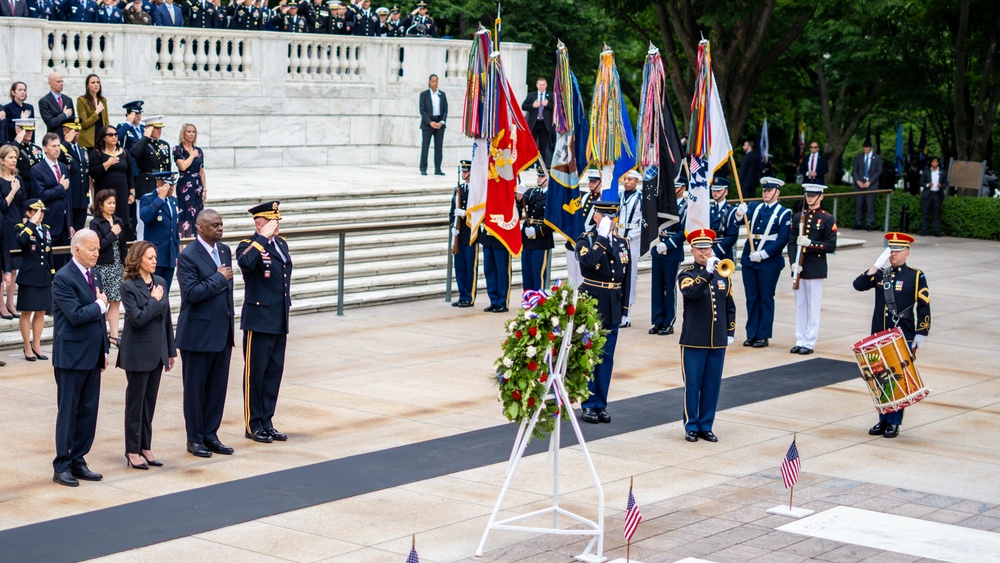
xmin=270 ymin=239 xmax=285 ymax=261
xmin=53 ymin=163 xmax=61 ymax=181
xmin=810 ymin=154 xmax=815 ymax=173
xmin=56 ymin=93 xmax=62 ymax=109
xmin=865 ymin=155 xmax=870 ymax=178
xmin=537 ymin=92 xmax=544 ymax=119
xmin=211 ymin=246 xmax=221 ymax=267
xmin=10 ymin=1 xmax=15 ymax=15
xmin=85 ymin=270 xmax=96 ymax=296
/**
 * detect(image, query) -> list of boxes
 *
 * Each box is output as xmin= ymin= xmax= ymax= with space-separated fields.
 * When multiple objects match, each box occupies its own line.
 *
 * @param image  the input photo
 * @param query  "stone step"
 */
xmin=219 ymin=205 xmax=450 ymax=233
xmin=209 ymin=192 xmax=455 ymax=218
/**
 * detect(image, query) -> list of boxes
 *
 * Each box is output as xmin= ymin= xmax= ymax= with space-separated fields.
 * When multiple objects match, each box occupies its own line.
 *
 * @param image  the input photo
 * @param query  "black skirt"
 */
xmin=16 ymin=284 xmax=51 ymax=312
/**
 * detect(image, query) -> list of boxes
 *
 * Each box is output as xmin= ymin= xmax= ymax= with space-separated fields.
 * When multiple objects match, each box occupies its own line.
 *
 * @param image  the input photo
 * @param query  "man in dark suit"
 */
xmin=51 ymin=229 xmax=110 ymax=487
xmin=38 ymin=72 xmax=75 ymax=138
xmin=139 ymin=175 xmax=180 ymax=291
xmin=30 ymin=132 xmax=73 ymax=269
xmin=0 ymin=0 xmax=29 ymax=16
xmin=738 ymin=140 xmax=762 ymax=200
xmin=236 ymin=201 xmax=293 ymax=443
xmin=418 ymin=74 xmax=447 ymax=176
xmin=919 ymin=156 xmax=948 ymax=237
xmin=521 ymin=77 xmax=554 ymax=168
xmin=59 ymin=117 xmax=90 ymax=232
xmin=151 ymin=0 xmax=182 ymax=24
xmin=851 ymin=140 xmax=882 ymax=230
xmin=798 ymin=140 xmax=829 ymax=183
xmin=175 ymin=209 xmax=236 ymax=458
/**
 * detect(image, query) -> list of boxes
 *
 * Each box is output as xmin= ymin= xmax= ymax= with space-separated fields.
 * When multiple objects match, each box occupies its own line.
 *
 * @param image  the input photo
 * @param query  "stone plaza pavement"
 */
xmin=0 ymin=168 xmax=997 ymax=561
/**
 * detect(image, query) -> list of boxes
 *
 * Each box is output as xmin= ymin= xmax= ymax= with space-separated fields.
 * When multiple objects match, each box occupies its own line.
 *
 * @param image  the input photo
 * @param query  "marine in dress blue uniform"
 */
xmin=678 ymin=229 xmax=736 ymax=442
xmin=709 ymin=177 xmax=739 ymax=262
xmin=853 ymin=232 xmax=930 ymax=438
xmin=480 ymin=226 xmax=511 ymax=313
xmin=236 ymin=201 xmax=293 ymax=443
xmin=649 ymin=177 xmax=687 ymax=335
xmin=734 ymin=176 xmax=791 ymax=347
xmin=517 ymin=168 xmax=553 ymax=292
xmin=787 ymin=183 xmax=837 ymax=355
xmin=449 ymin=160 xmax=477 ymax=307
xmin=576 ymin=200 xmax=630 ymax=424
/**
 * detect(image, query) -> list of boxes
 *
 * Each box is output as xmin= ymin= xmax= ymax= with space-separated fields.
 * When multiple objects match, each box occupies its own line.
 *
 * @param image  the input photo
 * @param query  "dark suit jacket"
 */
xmin=60 ymin=141 xmax=90 ymax=210
xmin=919 ymin=167 xmax=948 ymax=199
xmin=52 ymin=260 xmax=109 ymax=370
xmin=138 ymin=191 xmax=180 ymax=268
xmin=175 ymin=238 xmax=234 ymax=352
xmin=118 ymin=275 xmax=176 ymax=371
xmin=852 ymin=152 xmax=883 ymax=189
xmin=151 ymin=1 xmax=182 ymax=24
xmin=0 ymin=0 xmax=29 ymax=16
xmin=88 ymin=215 xmax=124 ymax=265
xmin=38 ymin=92 xmax=75 ymax=135
xmin=29 ymin=159 xmax=73 ymax=240
xmin=738 ymin=150 xmax=762 ymax=195
xmin=798 ymin=152 xmax=829 ymax=181
xmin=521 ymin=90 xmax=554 ymax=132
xmin=236 ymin=233 xmax=292 ymax=335
xmin=418 ymin=89 xmax=447 ymax=131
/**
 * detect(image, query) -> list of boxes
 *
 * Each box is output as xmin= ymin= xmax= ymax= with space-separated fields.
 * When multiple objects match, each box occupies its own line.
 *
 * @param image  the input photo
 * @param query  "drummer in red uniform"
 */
xmin=853 ymin=232 xmax=930 ymax=438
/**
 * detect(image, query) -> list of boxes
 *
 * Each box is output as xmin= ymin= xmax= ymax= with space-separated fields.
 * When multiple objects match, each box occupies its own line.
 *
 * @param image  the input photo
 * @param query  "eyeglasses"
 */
xmin=105 ymin=132 xmax=118 ymax=137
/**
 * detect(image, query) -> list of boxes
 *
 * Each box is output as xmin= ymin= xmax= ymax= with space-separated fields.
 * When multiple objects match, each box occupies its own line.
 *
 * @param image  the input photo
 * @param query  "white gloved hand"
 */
xmin=734 ymin=202 xmax=748 ymax=220
xmin=706 ymin=256 xmax=720 ymax=273
xmin=791 ymin=264 xmax=803 ymax=276
xmin=525 ymin=226 xmax=536 ymax=239
xmin=874 ymin=247 xmax=892 ymax=270
xmin=451 ymin=228 xmax=459 ymax=236
xmin=912 ymin=334 xmax=925 ymax=350
xmin=749 ymin=251 xmax=763 ymax=263
xmin=727 ymin=336 xmax=734 ymax=346
xmin=455 ymin=208 xmax=466 ymax=217
xmin=597 ymin=217 xmax=611 ymax=238
xmin=515 ymin=183 xmax=527 ymax=195
xmin=796 ymin=235 xmax=811 ymax=247
xmin=656 ymin=241 xmax=668 ymax=255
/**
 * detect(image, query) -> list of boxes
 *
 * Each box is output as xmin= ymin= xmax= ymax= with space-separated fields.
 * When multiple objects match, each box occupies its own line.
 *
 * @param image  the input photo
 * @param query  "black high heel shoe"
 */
xmin=31 ymin=346 xmax=48 ymax=361
xmin=142 ymin=453 xmax=164 ymax=467
xmin=126 ymin=453 xmax=149 ymax=470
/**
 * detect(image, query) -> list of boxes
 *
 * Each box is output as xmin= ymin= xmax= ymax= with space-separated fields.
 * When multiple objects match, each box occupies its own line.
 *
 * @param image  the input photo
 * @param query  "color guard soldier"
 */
xmin=385 ymin=5 xmax=405 ymax=36
xmin=649 ymin=175 xmax=687 ymax=335
xmin=787 ymin=183 xmax=837 ymax=355
xmin=565 ymin=169 xmax=602 ymax=288
xmin=733 ymin=176 xmax=791 ymax=347
xmin=14 ymin=119 xmax=44 ymax=196
xmin=678 ymin=228 xmax=736 ymax=442
xmin=59 ymin=117 xmax=90 ymax=232
xmin=479 ymin=226 xmax=510 ymax=313
xmin=516 ymin=168 xmax=553 ymax=291
xmin=237 ymin=201 xmax=293 ymax=444
xmin=616 ymin=170 xmax=642 ymax=327
xmin=449 ymin=160 xmax=476 ymax=307
xmin=577 ymin=199 xmax=630 ymax=424
xmin=130 ymin=115 xmax=171 ymax=203
xmin=853 ymin=232 xmax=930 ymax=438
xmin=709 ymin=177 xmax=738 ymax=262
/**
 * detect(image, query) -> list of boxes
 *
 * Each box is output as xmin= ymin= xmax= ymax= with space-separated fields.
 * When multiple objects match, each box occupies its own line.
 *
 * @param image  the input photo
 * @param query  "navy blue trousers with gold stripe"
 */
xmin=453 ymin=243 xmax=478 ymax=304
xmin=582 ymin=326 xmax=618 ymax=410
xmin=243 ymin=331 xmax=287 ymax=435
xmin=483 ymin=245 xmax=511 ymax=309
xmin=681 ymin=346 xmax=726 ymax=432
xmin=520 ymin=248 xmax=548 ymax=291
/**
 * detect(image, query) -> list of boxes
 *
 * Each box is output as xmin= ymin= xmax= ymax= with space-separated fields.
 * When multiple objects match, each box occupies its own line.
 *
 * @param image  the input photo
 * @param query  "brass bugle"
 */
xmin=716 ymin=258 xmax=735 ymax=278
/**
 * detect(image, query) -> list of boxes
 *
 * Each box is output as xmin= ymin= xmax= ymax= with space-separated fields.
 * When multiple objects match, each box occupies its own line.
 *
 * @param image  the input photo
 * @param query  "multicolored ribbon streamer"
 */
xmin=586 ymin=46 xmax=632 ymax=168
xmin=636 ymin=45 xmax=668 ymax=168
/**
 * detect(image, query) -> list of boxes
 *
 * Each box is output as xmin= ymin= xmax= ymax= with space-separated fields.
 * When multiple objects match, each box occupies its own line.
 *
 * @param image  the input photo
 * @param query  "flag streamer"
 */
xmin=587 ymin=47 xmax=633 ymax=170
xmin=636 ymin=45 xmax=669 ymax=169
xmin=553 ymin=40 xmax=574 ymax=135
xmin=685 ymin=40 xmax=732 ymax=234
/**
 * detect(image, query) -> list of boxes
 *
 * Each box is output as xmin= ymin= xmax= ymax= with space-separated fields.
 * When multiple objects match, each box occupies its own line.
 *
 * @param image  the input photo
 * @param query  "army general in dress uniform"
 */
xmin=853 ymin=232 xmax=930 ymax=439
xmin=577 ymin=199 xmax=630 ymax=425
xmin=237 ymin=201 xmax=293 ymax=444
xmin=449 ymin=160 xmax=477 ymax=307
xmin=678 ymin=229 xmax=736 ymax=443
xmin=130 ymin=115 xmax=171 ymax=204
xmin=787 ymin=183 xmax=837 ymax=355
xmin=517 ymin=168 xmax=553 ymax=291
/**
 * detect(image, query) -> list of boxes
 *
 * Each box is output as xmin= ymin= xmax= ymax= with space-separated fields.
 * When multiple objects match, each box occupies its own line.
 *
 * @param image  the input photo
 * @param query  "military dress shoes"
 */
xmin=698 ymin=430 xmax=718 ymax=442
xmin=451 ymin=301 xmax=460 ymax=307
xmin=53 ymin=471 xmax=79 ymax=487
xmin=883 ymin=424 xmax=899 ymax=438
xmin=743 ymin=339 xmax=756 ymax=347
xmin=457 ymin=301 xmax=473 ymax=308
xmin=868 ymin=422 xmax=886 ymax=435
xmin=657 ymin=326 xmax=674 ymax=335
xmin=420 ymin=171 xmax=427 ymax=176
xmin=685 ymin=431 xmax=698 ymax=442
xmin=581 ymin=408 xmax=600 ymax=424
xmin=790 ymin=346 xmax=802 ymax=354
xmin=267 ymin=428 xmax=288 ymax=441
xmin=246 ymin=430 xmax=273 ymax=443
xmin=597 ymin=409 xmax=611 ymax=423
xmin=483 ymin=305 xmax=498 ymax=312
xmin=71 ymin=465 xmax=103 ymax=481
xmin=492 ymin=307 xmax=509 ymax=313
xmin=648 ymin=324 xmax=662 ymax=334
xmin=434 ymin=170 xmax=446 ymax=176
xmin=205 ymin=439 xmax=234 ymax=455
xmin=187 ymin=441 xmax=212 ymax=457
xmin=752 ymin=339 xmax=769 ymax=348
xmin=797 ymin=347 xmax=814 ymax=355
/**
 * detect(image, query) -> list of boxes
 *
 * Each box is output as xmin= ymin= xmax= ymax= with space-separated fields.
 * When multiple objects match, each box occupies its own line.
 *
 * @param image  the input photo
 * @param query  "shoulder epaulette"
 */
xmin=681 ymin=265 xmax=695 ymax=272
xmin=240 ymin=239 xmax=252 ymax=244
xmin=60 ymin=145 xmax=69 ymax=154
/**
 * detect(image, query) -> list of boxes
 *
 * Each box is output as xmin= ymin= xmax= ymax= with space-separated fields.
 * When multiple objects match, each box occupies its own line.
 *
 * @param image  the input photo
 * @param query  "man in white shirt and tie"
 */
xmin=522 ymin=77 xmax=554 ymax=167
xmin=798 ymin=140 xmax=828 ymax=182
xmin=918 ymin=156 xmax=948 ymax=237
xmin=139 ymin=174 xmax=181 ymax=291
xmin=850 ymin=140 xmax=882 ymax=231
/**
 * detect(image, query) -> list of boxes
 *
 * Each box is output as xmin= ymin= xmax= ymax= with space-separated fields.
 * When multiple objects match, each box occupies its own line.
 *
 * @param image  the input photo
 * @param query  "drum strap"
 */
xmin=881 ymin=269 xmax=914 ymax=325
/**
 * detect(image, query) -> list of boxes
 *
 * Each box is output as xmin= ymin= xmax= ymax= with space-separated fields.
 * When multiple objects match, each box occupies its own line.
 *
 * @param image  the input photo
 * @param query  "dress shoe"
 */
xmin=451 ymin=301 xmax=460 ymax=307
xmin=743 ymin=339 xmax=756 ymax=347
xmin=853 ymin=223 xmax=862 ymax=230
xmin=868 ymin=422 xmax=886 ymax=436
xmin=187 ymin=441 xmax=212 ymax=457
xmin=457 ymin=301 xmax=473 ymax=308
xmin=648 ymin=324 xmax=662 ymax=335
xmin=698 ymin=430 xmax=718 ymax=442
xmin=125 ymin=454 xmax=148 ymax=470
xmin=9 ymin=312 xmax=18 ymax=318
xmin=70 ymin=465 xmax=103 ymax=481
xmin=492 ymin=306 xmax=509 ymax=313
xmin=32 ymin=346 xmax=48 ymax=360
xmin=483 ymin=305 xmax=497 ymax=312
xmin=142 ymin=454 xmax=164 ymax=467
xmin=866 ymin=225 xmax=874 ymax=232
xmin=597 ymin=409 xmax=611 ymax=423
xmin=790 ymin=346 xmax=802 ymax=354
xmin=684 ymin=431 xmax=698 ymax=442
xmin=205 ymin=439 xmax=234 ymax=455
xmin=246 ymin=429 xmax=273 ymax=443
xmin=797 ymin=347 xmax=814 ymax=355
xmin=434 ymin=171 xmax=446 ymax=176
xmin=620 ymin=320 xmax=630 ymax=328
xmin=53 ymin=470 xmax=79 ymax=487
xmin=883 ymin=424 xmax=899 ymax=438
xmin=581 ymin=408 xmax=599 ymax=424
xmin=919 ymin=230 xmax=928 ymax=236
xmin=934 ymin=232 xmax=942 ymax=237
xmin=267 ymin=428 xmax=288 ymax=441
xmin=23 ymin=352 xmax=36 ymax=362
xmin=420 ymin=171 xmax=427 ymax=176
xmin=752 ymin=339 xmax=769 ymax=348
xmin=657 ymin=326 xmax=674 ymax=335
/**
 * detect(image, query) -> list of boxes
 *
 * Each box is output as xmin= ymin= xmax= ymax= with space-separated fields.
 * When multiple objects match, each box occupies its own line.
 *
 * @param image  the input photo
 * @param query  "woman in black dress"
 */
xmin=89 ymin=124 xmax=135 ymax=244
xmin=0 ymin=144 xmax=26 ymax=319
xmin=4 ymin=82 xmax=33 ymax=141
xmin=89 ymin=189 xmax=126 ymax=347
xmin=17 ymin=199 xmax=52 ymax=362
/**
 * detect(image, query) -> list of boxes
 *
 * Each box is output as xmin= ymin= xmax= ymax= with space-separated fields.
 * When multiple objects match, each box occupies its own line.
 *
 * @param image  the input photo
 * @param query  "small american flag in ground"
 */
xmin=780 ymin=439 xmax=801 ymax=489
xmin=624 ymin=484 xmax=642 ymax=541
xmin=406 ymin=547 xmax=419 ymax=563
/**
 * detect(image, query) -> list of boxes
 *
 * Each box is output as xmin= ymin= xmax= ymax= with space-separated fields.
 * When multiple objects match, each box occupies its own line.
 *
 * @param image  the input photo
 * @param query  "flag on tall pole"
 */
xmin=544 ymin=40 xmax=590 ymax=246
xmin=797 ymin=120 xmax=806 ymax=165
xmin=792 ymin=116 xmax=803 ymax=166
xmin=685 ymin=39 xmax=732 ymax=234
xmin=635 ymin=44 xmax=681 ymax=257
xmin=587 ymin=45 xmax=635 ymax=202
xmin=759 ymin=117 xmax=770 ymax=165
xmin=895 ymin=121 xmax=904 ymax=175
xmin=917 ymin=118 xmax=928 ymax=169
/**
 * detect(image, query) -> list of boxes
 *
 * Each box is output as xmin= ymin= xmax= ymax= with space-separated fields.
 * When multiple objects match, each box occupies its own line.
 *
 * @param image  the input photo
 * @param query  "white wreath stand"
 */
xmin=475 ymin=301 xmax=606 ymax=562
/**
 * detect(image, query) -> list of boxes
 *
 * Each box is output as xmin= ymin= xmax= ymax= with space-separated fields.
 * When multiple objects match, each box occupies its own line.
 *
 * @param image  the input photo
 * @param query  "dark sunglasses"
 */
xmin=105 ymin=132 xmax=118 ymax=137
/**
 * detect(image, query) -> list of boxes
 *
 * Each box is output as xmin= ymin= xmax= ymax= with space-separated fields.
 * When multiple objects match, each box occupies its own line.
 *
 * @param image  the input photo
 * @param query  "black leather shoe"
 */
xmin=187 ymin=441 xmax=212 ymax=457
xmin=451 ymin=301 xmax=460 ymax=307
xmin=752 ymin=339 xmax=769 ymax=348
xmin=597 ymin=409 xmax=611 ymax=423
xmin=685 ymin=431 xmax=698 ymax=442
xmin=866 ymin=225 xmax=874 ymax=232
xmin=70 ymin=465 xmax=103 ymax=481
xmin=434 ymin=171 xmax=446 ymax=176
xmin=790 ymin=346 xmax=802 ymax=354
xmin=483 ymin=305 xmax=497 ymax=312
xmin=125 ymin=454 xmax=148 ymax=470
xmin=205 ymin=439 xmax=234 ymax=454
xmin=883 ymin=424 xmax=899 ymax=438
xmin=853 ymin=223 xmax=862 ymax=230
xmin=492 ymin=307 xmax=509 ymax=313
xmin=657 ymin=326 xmax=674 ymax=335
xmin=743 ymin=339 xmax=756 ymax=347
xmin=868 ymin=422 xmax=886 ymax=436
xmin=698 ymin=430 xmax=718 ymax=442
xmin=420 ymin=171 xmax=427 ymax=176
xmin=797 ymin=347 xmax=814 ymax=355
xmin=457 ymin=301 xmax=473 ymax=308
xmin=648 ymin=324 xmax=662 ymax=335
xmin=267 ymin=428 xmax=288 ymax=441
xmin=581 ymin=408 xmax=599 ymax=424
xmin=245 ymin=430 xmax=273 ymax=443
xmin=53 ymin=470 xmax=79 ymax=487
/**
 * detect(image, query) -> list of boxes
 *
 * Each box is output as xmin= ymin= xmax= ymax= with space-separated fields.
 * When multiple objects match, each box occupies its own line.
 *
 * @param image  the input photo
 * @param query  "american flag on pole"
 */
xmin=405 ymin=546 xmax=419 ymax=563
xmin=623 ymin=484 xmax=642 ymax=540
xmin=780 ymin=439 xmax=801 ymax=489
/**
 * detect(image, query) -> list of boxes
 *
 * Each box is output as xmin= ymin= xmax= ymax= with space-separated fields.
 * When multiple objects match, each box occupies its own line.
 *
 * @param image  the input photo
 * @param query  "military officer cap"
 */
xmin=143 ymin=115 xmax=165 ymax=128
xmin=802 ymin=183 xmax=827 ymax=193
xmin=686 ymin=228 xmax=716 ymax=248
xmin=760 ymin=176 xmax=785 ymax=190
xmin=375 ymin=6 xmax=388 ymax=14
xmin=61 ymin=116 xmax=82 ymax=131
xmin=459 ymin=159 xmax=471 ymax=171
xmin=13 ymin=118 xmax=34 ymax=131
xmin=591 ymin=199 xmax=619 ymax=218
xmin=390 ymin=4 xmax=399 ymax=12
xmin=25 ymin=198 xmax=47 ymax=211
xmin=416 ymin=0 xmax=427 ymax=7
xmin=585 ymin=169 xmax=601 ymax=181
xmin=249 ymin=200 xmax=282 ymax=221
xmin=710 ymin=177 xmax=730 ymax=191
xmin=884 ymin=231 xmax=914 ymax=251
xmin=674 ymin=174 xmax=688 ymax=188
xmin=151 ymin=171 xmax=178 ymax=184
xmin=536 ymin=168 xmax=547 ymax=177
xmin=122 ymin=100 xmax=144 ymax=114
xmin=625 ymin=169 xmax=642 ymax=181
xmin=288 ymin=2 xmax=298 ymax=9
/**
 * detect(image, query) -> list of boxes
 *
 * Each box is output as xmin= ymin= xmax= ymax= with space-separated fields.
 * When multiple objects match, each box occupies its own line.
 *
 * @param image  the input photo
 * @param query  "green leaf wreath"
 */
xmin=493 ymin=281 xmax=608 ymax=440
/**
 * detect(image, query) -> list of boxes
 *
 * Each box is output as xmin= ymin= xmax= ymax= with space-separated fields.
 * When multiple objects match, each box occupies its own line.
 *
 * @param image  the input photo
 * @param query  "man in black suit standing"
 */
xmin=738 ymin=140 xmax=762 ymax=200
xmin=0 ymin=0 xmax=29 ymax=17
xmin=851 ymin=140 xmax=882 ymax=230
xmin=51 ymin=229 xmax=109 ymax=487
xmin=521 ymin=77 xmax=554 ymax=168
xmin=30 ymin=132 xmax=73 ymax=269
xmin=798 ymin=140 xmax=828 ymax=184
xmin=418 ymin=74 xmax=447 ymax=176
xmin=175 ymin=209 xmax=236 ymax=458
xmin=38 ymin=73 xmax=75 ymax=138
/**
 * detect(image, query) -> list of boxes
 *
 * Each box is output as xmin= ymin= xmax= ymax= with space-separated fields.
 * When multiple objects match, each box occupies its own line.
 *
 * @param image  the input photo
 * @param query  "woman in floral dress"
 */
xmin=172 ymin=123 xmax=206 ymax=238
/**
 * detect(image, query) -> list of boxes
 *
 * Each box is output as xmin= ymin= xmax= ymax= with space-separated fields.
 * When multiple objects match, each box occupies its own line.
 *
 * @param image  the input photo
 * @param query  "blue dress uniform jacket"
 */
xmin=96 ymin=4 xmax=123 ymax=22
xmin=787 ymin=208 xmax=837 ymax=279
xmin=183 ymin=0 xmax=219 ymax=27
xmin=449 ymin=182 xmax=477 ymax=305
xmin=518 ymin=187 xmax=553 ymax=292
xmin=59 ymin=0 xmax=97 ymax=21
xmin=237 ymin=233 xmax=292 ymax=335
xmin=60 ymin=141 xmax=90 ymax=231
xmin=710 ymin=200 xmax=739 ymax=261
xmin=16 ymin=142 xmax=43 ymax=195
xmin=138 ymin=191 xmax=180 ymax=281
xmin=15 ymin=222 xmax=54 ymax=287
xmin=650 ymin=197 xmax=687 ymax=329
xmin=740 ymin=200 xmax=791 ymax=341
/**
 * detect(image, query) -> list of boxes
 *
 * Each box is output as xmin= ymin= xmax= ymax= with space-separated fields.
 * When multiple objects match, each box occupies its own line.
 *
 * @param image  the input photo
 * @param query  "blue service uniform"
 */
xmin=650 ymin=197 xmax=687 ymax=330
xmin=518 ymin=186 xmax=553 ymax=291
xmin=236 ymin=233 xmax=293 ymax=437
xmin=740 ymin=201 xmax=791 ymax=341
xmin=479 ymin=228 xmax=510 ymax=311
xmin=853 ymin=263 xmax=930 ymax=426
xmin=59 ymin=0 xmax=97 ymax=21
xmin=449 ymin=182 xmax=477 ymax=305
xmin=576 ymin=228 xmax=630 ymax=410
xmin=138 ymin=191 xmax=180 ymax=291
xmin=710 ymin=199 xmax=739 ymax=262
xmin=678 ymin=262 xmax=736 ymax=433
